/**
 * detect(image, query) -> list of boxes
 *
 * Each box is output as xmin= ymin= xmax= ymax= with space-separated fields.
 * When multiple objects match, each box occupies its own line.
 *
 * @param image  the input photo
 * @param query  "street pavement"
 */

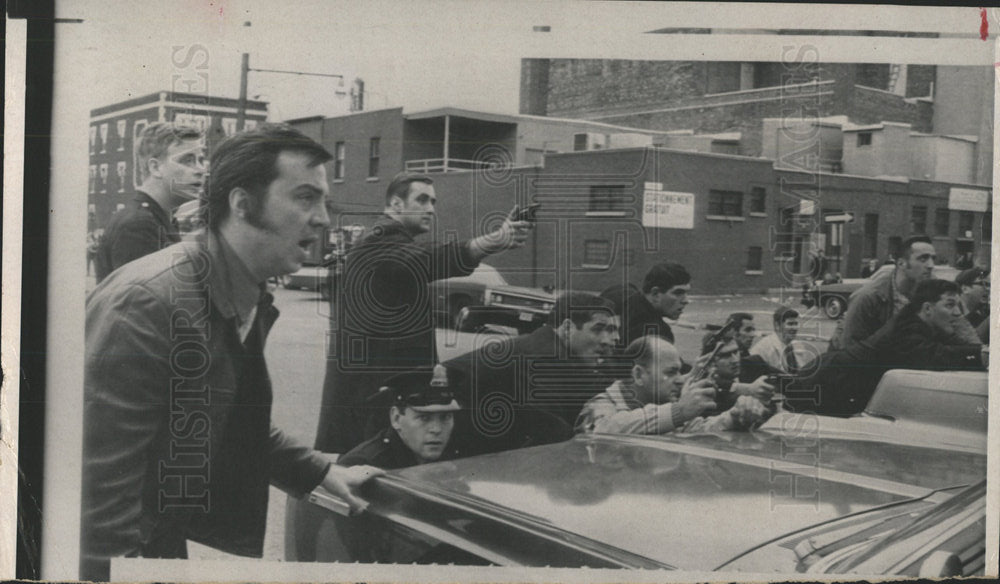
xmin=183 ymin=285 xmax=836 ymax=561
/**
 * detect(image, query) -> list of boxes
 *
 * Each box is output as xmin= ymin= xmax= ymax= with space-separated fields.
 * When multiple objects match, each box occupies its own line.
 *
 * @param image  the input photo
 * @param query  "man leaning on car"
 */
xmin=445 ymin=291 xmax=628 ymax=454
xmin=80 ymin=124 xmax=383 ymax=581
xmin=788 ymin=278 xmax=986 ymax=416
xmin=830 ymin=235 xmax=980 ymax=351
xmin=575 ymin=335 xmax=772 ymax=435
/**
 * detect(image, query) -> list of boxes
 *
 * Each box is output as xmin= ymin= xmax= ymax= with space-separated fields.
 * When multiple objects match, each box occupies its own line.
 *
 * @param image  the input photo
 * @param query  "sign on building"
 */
xmin=642 ymin=183 xmax=694 ymax=230
xmin=948 ymin=187 xmax=989 ymax=212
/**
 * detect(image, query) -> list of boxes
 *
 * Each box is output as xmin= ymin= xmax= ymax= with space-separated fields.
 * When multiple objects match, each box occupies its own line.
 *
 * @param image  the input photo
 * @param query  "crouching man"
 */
xmin=339 ymin=365 xmax=463 ymax=469
xmin=575 ymin=335 xmax=771 ymax=435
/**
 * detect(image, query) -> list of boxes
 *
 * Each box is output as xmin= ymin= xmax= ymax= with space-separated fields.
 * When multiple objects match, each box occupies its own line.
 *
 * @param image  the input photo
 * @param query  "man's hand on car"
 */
xmin=733 ymin=375 xmax=775 ymax=404
xmin=728 ymin=395 xmax=771 ymax=429
xmin=319 ymin=464 xmax=385 ymax=515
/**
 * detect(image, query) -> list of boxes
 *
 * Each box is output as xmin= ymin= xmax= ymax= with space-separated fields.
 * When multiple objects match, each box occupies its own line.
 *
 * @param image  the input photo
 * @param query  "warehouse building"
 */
xmin=287 ymin=105 xmax=991 ymax=295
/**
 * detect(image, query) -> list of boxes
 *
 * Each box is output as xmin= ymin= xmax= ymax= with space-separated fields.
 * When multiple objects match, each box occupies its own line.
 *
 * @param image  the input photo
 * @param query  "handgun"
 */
xmin=516 ymin=203 xmax=542 ymax=222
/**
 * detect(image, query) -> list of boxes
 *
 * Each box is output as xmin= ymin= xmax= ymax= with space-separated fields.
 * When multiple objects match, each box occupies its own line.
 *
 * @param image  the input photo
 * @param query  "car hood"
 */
xmin=377 ymin=431 xmax=985 ymax=570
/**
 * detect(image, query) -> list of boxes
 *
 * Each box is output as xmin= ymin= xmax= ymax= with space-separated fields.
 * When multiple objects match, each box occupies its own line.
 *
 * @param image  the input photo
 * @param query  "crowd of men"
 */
xmin=81 ymin=122 xmax=990 ymax=574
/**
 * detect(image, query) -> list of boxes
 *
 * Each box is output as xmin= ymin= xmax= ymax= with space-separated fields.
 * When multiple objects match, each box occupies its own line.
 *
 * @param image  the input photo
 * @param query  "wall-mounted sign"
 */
xmin=642 ymin=189 xmax=694 ymax=230
xmin=948 ymin=188 xmax=989 ymax=212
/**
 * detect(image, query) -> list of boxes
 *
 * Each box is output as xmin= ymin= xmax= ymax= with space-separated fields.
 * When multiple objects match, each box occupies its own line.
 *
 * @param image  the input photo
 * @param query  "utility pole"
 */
xmin=235 ymin=53 xmax=353 ymax=127
xmin=236 ymin=52 xmax=249 ymax=131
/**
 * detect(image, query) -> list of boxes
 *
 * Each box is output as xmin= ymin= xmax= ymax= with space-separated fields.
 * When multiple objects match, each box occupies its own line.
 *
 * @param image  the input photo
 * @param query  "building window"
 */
xmin=983 ymin=212 xmax=992 ymax=241
xmin=933 ymin=208 xmax=950 ymax=236
xmin=708 ymin=190 xmax=743 ymax=218
xmin=589 ymin=185 xmax=625 ymax=213
xmin=583 ymin=239 xmax=611 ymax=268
xmin=911 ymin=205 xmax=927 ymax=234
xmin=749 ymin=187 xmax=766 ymax=214
xmin=857 ymin=132 xmax=872 ymax=147
xmin=746 ymin=246 xmax=763 ymax=272
xmin=863 ymin=213 xmax=879 ymax=258
xmin=334 ymin=141 xmax=345 ymax=179
xmin=958 ymin=211 xmax=975 ymax=236
xmin=368 ymin=137 xmax=380 ymax=177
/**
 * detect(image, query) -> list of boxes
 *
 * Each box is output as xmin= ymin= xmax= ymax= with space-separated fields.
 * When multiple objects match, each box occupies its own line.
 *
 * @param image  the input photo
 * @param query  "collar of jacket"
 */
xmin=134 ymin=190 xmax=173 ymax=230
xmin=188 ymin=229 xmax=276 ymax=332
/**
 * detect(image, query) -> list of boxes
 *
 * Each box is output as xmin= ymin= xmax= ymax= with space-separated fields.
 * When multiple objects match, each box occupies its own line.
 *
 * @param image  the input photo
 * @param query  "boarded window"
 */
xmin=933 ymin=208 xmax=949 ymax=236
xmin=589 ymin=185 xmax=625 ymax=212
xmin=708 ymin=190 xmax=743 ymax=217
xmin=749 ymin=187 xmax=766 ymax=213
xmin=368 ymin=137 xmax=380 ymax=177
xmin=583 ymin=240 xmax=611 ymax=267
xmin=911 ymin=205 xmax=927 ymax=234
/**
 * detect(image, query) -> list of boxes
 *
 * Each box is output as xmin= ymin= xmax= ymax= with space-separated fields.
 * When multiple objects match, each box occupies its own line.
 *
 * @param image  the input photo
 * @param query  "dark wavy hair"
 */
xmin=642 ymin=262 xmax=691 ymax=294
xmin=901 ymin=278 xmax=961 ymax=317
xmin=206 ymin=123 xmax=332 ymax=231
xmin=548 ymin=291 xmax=616 ymax=328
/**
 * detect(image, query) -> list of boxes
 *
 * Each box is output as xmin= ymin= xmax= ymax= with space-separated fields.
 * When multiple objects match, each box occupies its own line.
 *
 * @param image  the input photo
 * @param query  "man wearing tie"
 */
xmin=749 ymin=307 xmax=801 ymax=374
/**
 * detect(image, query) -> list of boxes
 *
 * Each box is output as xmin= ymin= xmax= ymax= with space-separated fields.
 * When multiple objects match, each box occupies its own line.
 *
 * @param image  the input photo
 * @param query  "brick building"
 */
xmin=88 ymin=91 xmax=268 ymax=229
xmin=520 ymin=60 xmax=993 ymax=185
xmin=287 ymin=106 xmax=991 ymax=295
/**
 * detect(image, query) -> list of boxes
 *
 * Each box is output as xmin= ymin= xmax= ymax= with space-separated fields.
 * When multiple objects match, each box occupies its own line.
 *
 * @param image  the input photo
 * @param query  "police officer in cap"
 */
xmin=339 ymin=365 xmax=463 ymax=469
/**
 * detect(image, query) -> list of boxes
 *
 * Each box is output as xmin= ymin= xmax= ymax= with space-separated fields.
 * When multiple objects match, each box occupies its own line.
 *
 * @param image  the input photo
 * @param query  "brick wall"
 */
xmin=542 ymin=60 xmax=706 ymax=119
xmin=848 ymin=86 xmax=933 ymax=131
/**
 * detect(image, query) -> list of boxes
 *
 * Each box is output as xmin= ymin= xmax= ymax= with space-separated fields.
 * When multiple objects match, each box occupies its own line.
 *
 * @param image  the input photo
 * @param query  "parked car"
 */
xmin=802 ymin=264 xmax=961 ymax=319
xmin=430 ymin=264 xmax=555 ymax=333
xmin=286 ymin=368 xmax=987 ymax=576
xmin=280 ymin=262 xmax=331 ymax=300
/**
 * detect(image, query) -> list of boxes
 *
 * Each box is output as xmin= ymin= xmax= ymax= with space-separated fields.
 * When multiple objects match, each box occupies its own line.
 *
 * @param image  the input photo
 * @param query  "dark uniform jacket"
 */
xmin=94 ymin=190 xmax=180 ymax=283
xmin=315 ymin=216 xmax=480 ymax=454
xmin=786 ymin=310 xmax=984 ymax=417
xmin=338 ymin=427 xmax=460 ymax=470
xmin=600 ymin=284 xmax=674 ymax=346
xmin=444 ymin=325 xmax=628 ymax=456
xmin=81 ymin=229 xmax=329 ymax=581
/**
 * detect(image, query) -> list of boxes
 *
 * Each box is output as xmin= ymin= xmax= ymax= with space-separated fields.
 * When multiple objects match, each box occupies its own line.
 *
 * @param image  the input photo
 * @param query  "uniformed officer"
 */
xmin=338 ymin=365 xmax=464 ymax=469
xmin=94 ymin=122 xmax=207 ymax=282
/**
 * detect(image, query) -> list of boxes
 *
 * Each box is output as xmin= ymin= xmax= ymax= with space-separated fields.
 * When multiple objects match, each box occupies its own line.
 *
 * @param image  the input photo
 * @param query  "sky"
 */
xmin=54 ymin=1 xmax=996 ymax=121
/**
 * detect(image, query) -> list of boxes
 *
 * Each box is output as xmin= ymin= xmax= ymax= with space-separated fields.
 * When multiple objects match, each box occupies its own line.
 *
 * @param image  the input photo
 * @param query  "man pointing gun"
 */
xmin=315 ymin=172 xmax=534 ymax=455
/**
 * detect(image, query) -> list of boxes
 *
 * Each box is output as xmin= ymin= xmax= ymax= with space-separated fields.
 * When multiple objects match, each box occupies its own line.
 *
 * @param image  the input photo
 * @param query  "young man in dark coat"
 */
xmin=94 ymin=122 xmax=206 ymax=282
xmin=600 ymin=262 xmax=690 ymax=346
xmin=315 ymin=173 xmax=534 ymax=455
xmin=444 ymin=292 xmax=627 ymax=455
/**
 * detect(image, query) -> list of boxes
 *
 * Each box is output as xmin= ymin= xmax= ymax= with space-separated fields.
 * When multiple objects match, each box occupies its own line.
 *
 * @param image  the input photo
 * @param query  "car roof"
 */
xmin=381 ymin=431 xmax=985 ymax=569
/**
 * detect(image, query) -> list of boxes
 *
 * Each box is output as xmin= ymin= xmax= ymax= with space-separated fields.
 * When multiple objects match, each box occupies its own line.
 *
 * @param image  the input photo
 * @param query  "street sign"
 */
xmin=824 ymin=212 xmax=855 ymax=223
